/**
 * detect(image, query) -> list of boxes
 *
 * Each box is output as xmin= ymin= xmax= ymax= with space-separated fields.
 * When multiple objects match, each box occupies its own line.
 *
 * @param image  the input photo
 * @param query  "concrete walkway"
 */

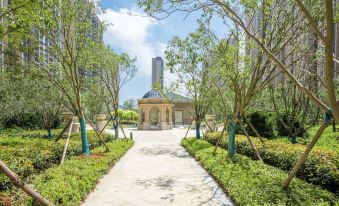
xmin=82 ymin=128 xmax=233 ymax=206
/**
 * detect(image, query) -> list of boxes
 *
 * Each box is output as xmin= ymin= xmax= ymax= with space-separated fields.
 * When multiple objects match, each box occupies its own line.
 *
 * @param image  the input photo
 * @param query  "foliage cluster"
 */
xmin=245 ymin=111 xmax=308 ymax=138
xmin=205 ymin=132 xmax=339 ymax=193
xmin=0 ymin=130 xmax=113 ymax=196
xmin=276 ymin=113 xmax=306 ymax=137
xmin=2 ymin=112 xmax=61 ymax=129
xmin=9 ymin=140 xmax=133 ymax=206
xmin=117 ymin=109 xmax=138 ymax=124
xmin=181 ymin=138 xmax=338 ymax=205
xmin=247 ymin=112 xmax=274 ymax=138
xmin=0 ymin=129 xmax=62 ymax=139
xmin=0 ymin=72 xmax=64 ymax=131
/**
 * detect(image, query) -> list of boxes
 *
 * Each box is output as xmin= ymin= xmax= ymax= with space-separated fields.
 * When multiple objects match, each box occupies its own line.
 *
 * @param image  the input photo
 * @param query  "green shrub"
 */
xmin=0 ymin=131 xmax=113 ymax=192
xmin=117 ymin=109 xmax=138 ymax=123
xmin=276 ymin=113 xmax=306 ymax=137
xmin=120 ymin=120 xmax=137 ymax=125
xmin=15 ymin=140 xmax=133 ymax=206
xmin=205 ymin=132 xmax=339 ymax=194
xmin=0 ymin=128 xmax=62 ymax=139
xmin=3 ymin=112 xmax=60 ymax=130
xmin=181 ymin=138 xmax=338 ymax=205
xmin=247 ymin=112 xmax=274 ymax=138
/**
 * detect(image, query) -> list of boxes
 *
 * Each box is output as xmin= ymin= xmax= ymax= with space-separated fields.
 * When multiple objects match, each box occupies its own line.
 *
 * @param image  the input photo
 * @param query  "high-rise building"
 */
xmin=246 ymin=0 xmax=339 ymax=83
xmin=152 ymin=56 xmax=164 ymax=89
xmin=0 ymin=0 xmax=103 ymax=70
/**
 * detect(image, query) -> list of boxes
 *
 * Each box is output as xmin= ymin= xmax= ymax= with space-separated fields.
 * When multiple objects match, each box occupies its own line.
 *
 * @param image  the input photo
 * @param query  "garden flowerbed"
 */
xmin=0 ymin=130 xmax=117 ymax=205
xmin=204 ymin=132 xmax=339 ymax=194
xmin=9 ymin=139 xmax=133 ymax=205
xmin=181 ymin=138 xmax=338 ymax=205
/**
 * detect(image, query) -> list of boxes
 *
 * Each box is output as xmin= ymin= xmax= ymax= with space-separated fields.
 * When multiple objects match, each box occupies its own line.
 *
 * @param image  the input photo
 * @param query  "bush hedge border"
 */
xmin=205 ymin=132 xmax=338 ymax=194
xmin=12 ymin=139 xmax=133 ymax=205
xmin=181 ymin=138 xmax=338 ymax=206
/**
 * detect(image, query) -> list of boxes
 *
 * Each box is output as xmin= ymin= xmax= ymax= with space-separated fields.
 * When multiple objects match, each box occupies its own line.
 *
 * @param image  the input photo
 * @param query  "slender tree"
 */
xmin=165 ymin=25 xmax=215 ymax=139
xmin=93 ymin=45 xmax=137 ymax=138
xmin=30 ymin=0 xmax=104 ymax=154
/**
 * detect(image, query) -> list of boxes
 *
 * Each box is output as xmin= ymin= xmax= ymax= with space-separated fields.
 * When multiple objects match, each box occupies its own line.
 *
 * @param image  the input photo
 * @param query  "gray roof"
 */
xmin=142 ymin=90 xmax=191 ymax=103
xmin=142 ymin=89 xmax=163 ymax=99
xmin=165 ymin=92 xmax=191 ymax=103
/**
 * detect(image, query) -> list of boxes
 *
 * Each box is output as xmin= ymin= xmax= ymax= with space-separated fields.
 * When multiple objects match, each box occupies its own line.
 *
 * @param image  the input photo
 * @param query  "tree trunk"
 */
xmin=0 ymin=160 xmax=54 ymax=206
xmin=213 ymin=119 xmax=228 ymax=156
xmin=196 ymin=121 xmax=201 ymax=139
xmin=227 ymin=121 xmax=237 ymax=156
xmin=79 ymin=112 xmax=90 ymax=155
xmin=324 ymin=0 xmax=339 ymax=122
xmin=113 ymin=106 xmax=119 ymax=139
xmin=114 ymin=122 xmax=119 ymax=139
xmin=282 ymin=121 xmax=329 ymax=189
xmin=47 ymin=128 xmax=52 ymax=139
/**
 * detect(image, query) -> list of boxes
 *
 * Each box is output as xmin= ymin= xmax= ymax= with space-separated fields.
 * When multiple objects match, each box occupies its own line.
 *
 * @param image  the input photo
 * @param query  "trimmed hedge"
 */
xmin=14 ymin=140 xmax=133 ymax=206
xmin=247 ymin=112 xmax=274 ymax=138
xmin=0 ymin=131 xmax=114 ymax=192
xmin=181 ymin=138 xmax=338 ymax=205
xmin=205 ymin=132 xmax=339 ymax=194
xmin=0 ymin=128 xmax=63 ymax=139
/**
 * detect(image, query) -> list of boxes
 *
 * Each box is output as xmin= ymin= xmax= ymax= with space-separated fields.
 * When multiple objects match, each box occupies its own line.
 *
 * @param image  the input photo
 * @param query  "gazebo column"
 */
xmin=162 ymin=105 xmax=166 ymax=122
xmin=138 ymin=106 xmax=142 ymax=129
xmin=146 ymin=107 xmax=150 ymax=122
xmin=143 ymin=107 xmax=150 ymax=130
xmin=168 ymin=106 xmax=173 ymax=129
xmin=139 ymin=106 xmax=143 ymax=122
xmin=159 ymin=105 xmax=166 ymax=130
xmin=158 ymin=105 xmax=162 ymax=123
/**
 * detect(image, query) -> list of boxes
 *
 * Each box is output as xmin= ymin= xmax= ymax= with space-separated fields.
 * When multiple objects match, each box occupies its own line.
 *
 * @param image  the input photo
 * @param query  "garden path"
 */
xmin=82 ymin=128 xmax=233 ymax=206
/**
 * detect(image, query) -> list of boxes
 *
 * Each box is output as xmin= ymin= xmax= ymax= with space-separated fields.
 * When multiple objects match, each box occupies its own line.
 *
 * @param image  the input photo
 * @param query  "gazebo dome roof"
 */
xmin=142 ymin=89 xmax=163 ymax=99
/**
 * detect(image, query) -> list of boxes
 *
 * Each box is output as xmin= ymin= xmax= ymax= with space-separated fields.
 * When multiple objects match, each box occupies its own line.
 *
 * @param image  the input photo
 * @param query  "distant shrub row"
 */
xmin=1 ymin=112 xmax=61 ymax=129
xmin=242 ymin=111 xmax=306 ymax=138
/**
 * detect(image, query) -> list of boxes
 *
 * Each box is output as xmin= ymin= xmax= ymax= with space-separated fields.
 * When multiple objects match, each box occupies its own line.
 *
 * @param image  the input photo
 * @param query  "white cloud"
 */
xmin=99 ymin=8 xmax=166 ymax=77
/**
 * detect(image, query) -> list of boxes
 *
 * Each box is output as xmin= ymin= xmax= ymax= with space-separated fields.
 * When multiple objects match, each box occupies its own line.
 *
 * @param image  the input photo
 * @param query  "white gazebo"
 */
xmin=138 ymin=90 xmax=173 ymax=130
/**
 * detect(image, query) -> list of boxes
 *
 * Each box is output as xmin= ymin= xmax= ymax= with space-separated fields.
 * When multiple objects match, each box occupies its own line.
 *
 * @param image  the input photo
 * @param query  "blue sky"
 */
xmin=98 ymin=0 xmax=218 ymax=104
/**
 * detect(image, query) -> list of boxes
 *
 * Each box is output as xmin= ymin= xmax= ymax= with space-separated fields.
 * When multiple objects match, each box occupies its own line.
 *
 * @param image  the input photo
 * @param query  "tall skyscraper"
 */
xmin=152 ymin=56 xmax=164 ymax=89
